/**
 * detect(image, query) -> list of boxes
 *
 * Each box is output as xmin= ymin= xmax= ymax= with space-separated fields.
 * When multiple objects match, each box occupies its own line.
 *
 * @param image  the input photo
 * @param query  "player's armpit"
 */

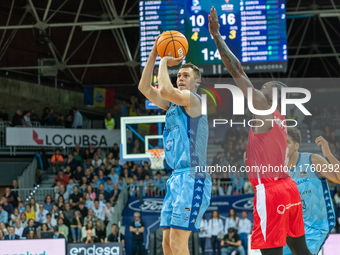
xmin=311 ymin=154 xmax=340 ymax=184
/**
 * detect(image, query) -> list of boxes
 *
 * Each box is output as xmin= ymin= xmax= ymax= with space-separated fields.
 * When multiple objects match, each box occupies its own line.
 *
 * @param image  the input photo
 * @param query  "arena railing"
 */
xmin=17 ymin=157 xmax=38 ymax=190
xmin=12 ymin=187 xmax=55 ymax=204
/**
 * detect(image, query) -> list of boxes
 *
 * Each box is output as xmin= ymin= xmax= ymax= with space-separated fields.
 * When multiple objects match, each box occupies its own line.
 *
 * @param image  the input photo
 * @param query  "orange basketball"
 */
xmin=157 ymin=30 xmax=189 ymax=58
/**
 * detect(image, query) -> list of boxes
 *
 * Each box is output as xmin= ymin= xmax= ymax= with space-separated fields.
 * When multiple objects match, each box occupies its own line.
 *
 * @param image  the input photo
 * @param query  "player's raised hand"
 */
xmin=161 ymin=56 xmax=184 ymax=67
xmin=208 ymin=6 xmax=220 ymax=37
xmin=315 ymin=136 xmax=331 ymax=157
xmin=151 ymin=34 xmax=161 ymax=57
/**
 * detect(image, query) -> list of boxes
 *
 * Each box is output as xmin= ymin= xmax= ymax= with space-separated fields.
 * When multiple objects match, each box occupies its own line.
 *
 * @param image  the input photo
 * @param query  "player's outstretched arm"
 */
xmin=158 ymin=56 xmax=200 ymax=109
xmin=208 ymin=6 xmax=268 ymax=110
xmin=138 ymin=37 xmax=170 ymax=111
xmin=312 ymin=136 xmax=340 ymax=183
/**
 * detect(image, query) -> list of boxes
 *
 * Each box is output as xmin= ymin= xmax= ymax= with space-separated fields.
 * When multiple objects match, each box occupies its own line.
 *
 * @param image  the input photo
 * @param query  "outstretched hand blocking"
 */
xmin=315 ymin=136 xmax=331 ymax=157
xmin=208 ymin=7 xmax=221 ymax=37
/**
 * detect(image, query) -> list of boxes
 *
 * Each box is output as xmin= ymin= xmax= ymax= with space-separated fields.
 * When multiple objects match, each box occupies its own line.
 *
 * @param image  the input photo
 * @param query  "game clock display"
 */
xmin=140 ymin=0 xmax=288 ymax=75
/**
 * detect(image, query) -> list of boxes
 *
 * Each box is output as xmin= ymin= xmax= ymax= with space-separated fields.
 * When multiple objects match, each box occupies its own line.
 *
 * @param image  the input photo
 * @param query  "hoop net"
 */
xmin=146 ymin=149 xmax=165 ymax=169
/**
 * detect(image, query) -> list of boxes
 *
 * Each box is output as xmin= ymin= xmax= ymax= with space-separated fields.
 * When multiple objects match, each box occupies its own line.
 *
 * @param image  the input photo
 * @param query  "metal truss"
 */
xmin=0 ymin=0 xmax=340 ymax=84
xmin=0 ymin=0 xmax=140 ymax=85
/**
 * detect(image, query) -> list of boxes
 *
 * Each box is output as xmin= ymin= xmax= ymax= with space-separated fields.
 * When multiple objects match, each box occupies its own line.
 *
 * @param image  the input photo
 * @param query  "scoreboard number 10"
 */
xmin=190 ymin=13 xmax=236 ymax=27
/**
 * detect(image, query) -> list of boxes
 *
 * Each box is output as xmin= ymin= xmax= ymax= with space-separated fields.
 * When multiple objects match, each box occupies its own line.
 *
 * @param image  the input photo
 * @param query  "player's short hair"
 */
xmin=180 ymin=62 xmax=201 ymax=79
xmin=287 ymin=127 xmax=302 ymax=144
xmin=270 ymin=81 xmax=289 ymax=102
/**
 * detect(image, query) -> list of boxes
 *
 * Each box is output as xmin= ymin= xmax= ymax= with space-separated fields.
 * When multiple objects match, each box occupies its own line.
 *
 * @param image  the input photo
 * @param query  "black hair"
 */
xmin=287 ymin=127 xmax=302 ymax=144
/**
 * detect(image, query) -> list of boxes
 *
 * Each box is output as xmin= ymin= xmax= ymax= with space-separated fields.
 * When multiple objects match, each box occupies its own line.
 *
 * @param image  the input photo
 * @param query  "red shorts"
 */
xmin=251 ymin=178 xmax=305 ymax=249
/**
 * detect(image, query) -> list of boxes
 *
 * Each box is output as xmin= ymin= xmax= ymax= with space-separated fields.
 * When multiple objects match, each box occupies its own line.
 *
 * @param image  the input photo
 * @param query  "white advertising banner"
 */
xmin=0 ymin=239 xmax=66 ymax=254
xmin=6 ymin=127 xmax=121 ymax=147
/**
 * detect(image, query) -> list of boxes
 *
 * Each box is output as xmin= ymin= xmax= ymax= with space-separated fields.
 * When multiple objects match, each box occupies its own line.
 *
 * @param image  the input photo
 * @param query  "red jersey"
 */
xmin=245 ymin=109 xmax=290 ymax=187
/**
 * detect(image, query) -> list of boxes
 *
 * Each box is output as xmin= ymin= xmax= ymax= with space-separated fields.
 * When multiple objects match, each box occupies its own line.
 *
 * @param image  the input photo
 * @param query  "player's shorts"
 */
xmin=283 ymin=227 xmax=330 ymax=255
xmin=160 ymin=169 xmax=211 ymax=232
xmin=251 ymin=178 xmax=305 ymax=249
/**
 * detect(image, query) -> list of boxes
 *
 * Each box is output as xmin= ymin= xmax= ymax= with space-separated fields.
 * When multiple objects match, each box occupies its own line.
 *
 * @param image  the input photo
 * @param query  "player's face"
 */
xmin=287 ymin=135 xmax=298 ymax=159
xmin=176 ymin=68 xmax=195 ymax=91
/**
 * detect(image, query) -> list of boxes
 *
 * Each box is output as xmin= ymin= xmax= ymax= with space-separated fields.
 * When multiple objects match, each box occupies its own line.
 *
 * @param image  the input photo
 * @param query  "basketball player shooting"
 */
xmin=283 ymin=127 xmax=340 ymax=255
xmin=208 ymin=6 xmax=312 ymax=255
xmin=138 ymin=36 xmax=212 ymax=255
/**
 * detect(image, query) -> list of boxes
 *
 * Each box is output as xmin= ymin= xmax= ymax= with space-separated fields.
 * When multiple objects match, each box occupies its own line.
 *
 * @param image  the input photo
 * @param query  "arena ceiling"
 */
xmin=0 ymin=0 xmax=339 ymax=91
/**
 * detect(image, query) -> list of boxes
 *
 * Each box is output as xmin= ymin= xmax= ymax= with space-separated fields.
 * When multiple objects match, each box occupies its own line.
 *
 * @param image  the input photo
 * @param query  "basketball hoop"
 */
xmin=146 ymin=149 xmax=165 ymax=170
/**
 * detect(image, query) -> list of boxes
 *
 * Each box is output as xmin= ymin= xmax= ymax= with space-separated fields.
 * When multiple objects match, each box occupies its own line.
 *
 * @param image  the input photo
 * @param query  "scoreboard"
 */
xmin=139 ymin=0 xmax=288 ymax=76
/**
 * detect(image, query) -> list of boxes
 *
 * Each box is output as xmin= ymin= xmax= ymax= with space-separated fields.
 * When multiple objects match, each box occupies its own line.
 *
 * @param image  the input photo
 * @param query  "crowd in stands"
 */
xmin=0 ymin=107 xmax=83 ymax=128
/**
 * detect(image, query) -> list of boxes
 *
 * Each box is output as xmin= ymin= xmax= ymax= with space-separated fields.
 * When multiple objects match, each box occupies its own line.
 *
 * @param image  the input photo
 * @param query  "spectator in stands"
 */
xmin=118 ymin=176 xmax=127 ymax=191
xmin=84 ymin=185 xmax=96 ymax=200
xmin=19 ymin=212 xmax=27 ymax=228
xmin=136 ymin=165 xmax=145 ymax=181
xmin=73 ymin=166 xmax=84 ymax=184
xmin=82 ymin=221 xmax=96 ymax=240
xmin=83 ymin=229 xmax=99 ymax=243
xmin=104 ymin=201 xmax=114 ymax=222
xmin=30 ymin=108 xmax=39 ymax=122
xmin=22 ymin=219 xmax=36 ymax=238
xmin=44 ymin=213 xmax=57 ymax=229
xmin=225 ymin=209 xmax=240 ymax=233
xmin=35 ymin=204 xmax=48 ymax=224
xmin=53 ymin=226 xmax=65 ymax=239
xmin=238 ymin=210 xmax=251 ymax=253
xmin=51 ymin=204 xmax=61 ymax=219
xmin=121 ymin=168 xmax=131 ymax=184
xmin=0 ymin=221 xmax=8 ymax=236
xmin=73 ymin=150 xmax=83 ymax=167
xmin=15 ymin=220 xmax=23 ymax=238
xmin=53 ymin=170 xmax=70 ymax=187
xmin=11 ymin=109 xmax=22 ymax=127
xmin=38 ymin=223 xmax=53 ymax=239
xmin=130 ymin=212 xmax=146 ymax=255
xmin=66 ymin=154 xmax=78 ymax=172
xmin=0 ymin=231 xmax=3 ymax=240
xmin=64 ymin=203 xmax=74 ymax=222
xmin=69 ymin=186 xmax=83 ymax=210
xmin=84 ymin=209 xmax=98 ymax=226
xmin=154 ymin=171 xmax=165 ymax=195
xmin=83 ymin=150 xmax=93 ymax=169
xmin=18 ymin=201 xmax=25 ymax=213
xmin=98 ymin=170 xmax=107 ymax=184
xmin=65 ymin=115 xmax=73 ymax=128
xmin=111 ymin=143 xmax=120 ymax=159
xmin=3 ymin=187 xmax=19 ymax=209
xmin=212 ymin=151 xmax=224 ymax=166
xmin=1 ymin=196 xmax=13 ymax=215
xmin=232 ymin=172 xmax=244 ymax=194
xmin=288 ymin=109 xmax=298 ymax=121
xmin=56 ymin=196 xmax=65 ymax=211
xmin=92 ymin=155 xmax=102 ymax=172
xmin=10 ymin=207 xmax=20 ymax=226
xmin=107 ymin=223 xmax=125 ymax=247
xmin=4 ymin=225 xmax=20 ymax=240
xmin=70 ymin=210 xmax=83 ymax=243
xmin=57 ymin=217 xmax=69 ymax=239
xmin=55 ymin=184 xmax=70 ymax=203
xmin=98 ymin=194 xmax=106 ymax=209
xmin=92 ymin=200 xmax=105 ymax=221
xmin=209 ymin=210 xmax=224 ymax=255
xmin=109 ymin=183 xmax=120 ymax=204
xmin=72 ymin=107 xmax=83 ymax=129
xmin=97 ymin=183 xmax=109 ymax=201
xmin=51 ymin=149 xmax=65 ymax=173
xmin=47 ymin=107 xmax=56 ymax=125
xmin=66 ymin=179 xmax=76 ymax=194
xmin=103 ymin=153 xmax=114 ymax=172
xmin=43 ymin=195 xmax=54 ymax=212
xmin=84 ymin=193 xmax=93 ymax=209
xmin=220 ymin=228 xmax=245 ymax=255
xmin=25 ymin=204 xmax=35 ymax=221
xmin=23 ymin=111 xmax=32 ymax=127
xmin=104 ymin=112 xmax=115 ymax=130
xmin=27 ymin=229 xmax=37 ymax=239
xmin=107 ymin=168 xmax=118 ymax=184
xmin=93 ymin=175 xmax=101 ymax=188
xmin=0 ymin=107 xmax=8 ymax=121
xmin=78 ymin=201 xmax=88 ymax=219
xmin=199 ymin=214 xmax=209 ymax=255
xmin=41 ymin=107 xmax=50 ymax=126
xmin=104 ymin=177 xmax=114 ymax=194
xmin=143 ymin=173 xmax=154 ymax=196
xmin=95 ymin=219 xmax=106 ymax=243
xmin=127 ymin=138 xmax=134 ymax=154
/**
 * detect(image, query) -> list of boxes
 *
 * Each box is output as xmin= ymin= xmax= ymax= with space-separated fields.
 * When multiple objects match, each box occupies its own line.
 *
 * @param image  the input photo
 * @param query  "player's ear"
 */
xmin=195 ymin=79 xmax=201 ymax=88
xmin=295 ymin=142 xmax=300 ymax=151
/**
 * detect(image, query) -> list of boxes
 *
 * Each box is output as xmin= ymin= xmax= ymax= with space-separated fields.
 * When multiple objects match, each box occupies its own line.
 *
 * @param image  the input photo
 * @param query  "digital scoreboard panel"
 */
xmin=139 ymin=0 xmax=287 ymax=76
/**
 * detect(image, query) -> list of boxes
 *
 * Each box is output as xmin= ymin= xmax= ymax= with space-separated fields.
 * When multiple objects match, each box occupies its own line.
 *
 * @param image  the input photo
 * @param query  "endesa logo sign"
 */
xmin=68 ymin=243 xmax=122 ymax=255
xmin=6 ymin=128 xmax=121 ymax=147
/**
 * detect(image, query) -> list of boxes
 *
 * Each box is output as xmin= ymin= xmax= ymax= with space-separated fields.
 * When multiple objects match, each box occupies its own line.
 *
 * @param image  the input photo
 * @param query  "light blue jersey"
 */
xmin=163 ymin=93 xmax=208 ymax=171
xmin=160 ymin=93 xmax=211 ymax=232
xmin=283 ymin=153 xmax=335 ymax=255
